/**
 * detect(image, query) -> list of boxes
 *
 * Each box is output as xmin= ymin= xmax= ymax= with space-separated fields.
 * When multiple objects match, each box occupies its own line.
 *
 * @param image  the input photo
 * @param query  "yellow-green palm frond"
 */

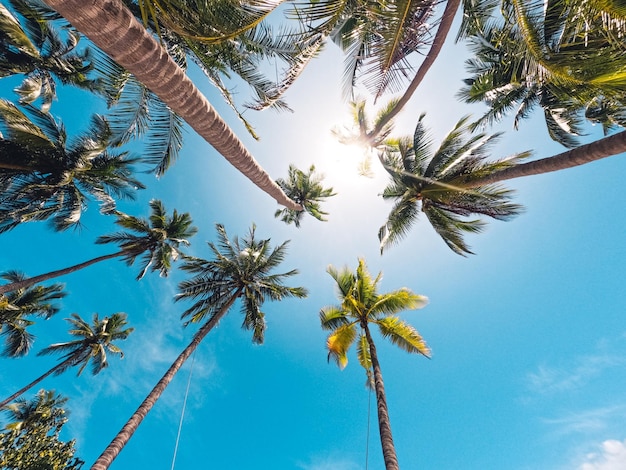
xmin=320 ymin=306 xmax=353 ymax=331
xmin=376 ymin=316 xmax=430 ymax=357
xmin=326 ymin=264 xmax=357 ymax=301
xmin=326 ymin=323 xmax=357 ymax=369
xmin=139 ymin=0 xmax=284 ymax=44
xmin=370 ymin=289 xmax=428 ymax=318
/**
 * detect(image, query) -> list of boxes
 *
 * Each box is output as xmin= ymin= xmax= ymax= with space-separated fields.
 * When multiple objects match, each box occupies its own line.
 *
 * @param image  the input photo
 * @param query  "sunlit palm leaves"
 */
xmin=125 ymin=0 xmax=317 ymax=123
xmin=177 ymin=223 xmax=307 ymax=344
xmin=294 ymin=0 xmax=439 ymax=99
xmin=0 ymin=100 xmax=144 ymax=232
xmin=321 ymin=258 xmax=429 ymax=377
xmin=274 ymin=164 xmax=336 ymax=227
xmin=0 ymin=271 xmax=65 ymax=358
xmin=378 ymin=114 xmax=526 ymax=256
xmin=458 ymin=0 xmax=626 ymax=146
xmin=97 ymin=199 xmax=198 ymax=279
xmin=0 ymin=0 xmax=102 ymax=111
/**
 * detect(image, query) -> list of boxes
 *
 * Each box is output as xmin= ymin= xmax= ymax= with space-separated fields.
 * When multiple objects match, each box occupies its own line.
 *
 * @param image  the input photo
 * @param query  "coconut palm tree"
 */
xmin=0 ymin=312 xmax=133 ymax=409
xmin=91 ymin=223 xmax=307 ymax=469
xmin=274 ymin=164 xmax=336 ymax=227
xmin=458 ymin=0 xmax=626 ymax=146
xmin=379 ymin=113 xmax=626 ymax=255
xmin=378 ymin=113 xmax=526 ymax=255
xmin=321 ymin=258 xmax=429 ymax=470
xmin=0 ymin=271 xmax=66 ymax=358
xmin=0 ymin=0 xmax=102 ymax=112
xmin=0 ymin=99 xmax=144 ymax=233
xmin=41 ymin=0 xmax=302 ymax=211
xmin=0 ymin=199 xmax=197 ymax=295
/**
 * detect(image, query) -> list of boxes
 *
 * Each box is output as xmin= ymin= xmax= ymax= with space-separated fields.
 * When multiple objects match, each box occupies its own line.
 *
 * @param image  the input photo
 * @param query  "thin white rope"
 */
xmin=365 ymin=385 xmax=371 ymax=470
xmin=170 ymin=350 xmax=196 ymax=470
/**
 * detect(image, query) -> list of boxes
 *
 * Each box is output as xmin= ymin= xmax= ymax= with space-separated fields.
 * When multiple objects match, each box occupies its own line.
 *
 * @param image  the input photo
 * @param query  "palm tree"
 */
xmin=0 ymin=199 xmax=197 ymax=295
xmin=0 ymin=271 xmax=66 ymax=357
xmin=41 ymin=0 xmax=302 ymax=211
xmin=0 ymin=100 xmax=144 ymax=232
xmin=458 ymin=0 xmax=626 ymax=146
xmin=379 ymin=114 xmax=526 ymax=256
xmin=379 ymin=113 xmax=626 ymax=255
xmin=274 ymin=164 xmax=336 ymax=227
xmin=91 ymin=223 xmax=307 ymax=469
xmin=321 ymin=258 xmax=429 ymax=470
xmin=0 ymin=0 xmax=102 ymax=112
xmin=0 ymin=312 xmax=133 ymax=409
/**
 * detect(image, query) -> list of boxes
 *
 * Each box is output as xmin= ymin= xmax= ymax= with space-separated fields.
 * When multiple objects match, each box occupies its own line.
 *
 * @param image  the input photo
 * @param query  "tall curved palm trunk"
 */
xmin=0 ymin=252 xmax=123 ymax=295
xmin=41 ymin=0 xmax=301 ymax=211
xmin=367 ymin=0 xmax=461 ymax=144
xmin=362 ymin=322 xmax=399 ymax=470
xmin=464 ymin=130 xmax=626 ymax=187
xmin=91 ymin=292 xmax=239 ymax=470
xmin=0 ymin=355 xmax=74 ymax=408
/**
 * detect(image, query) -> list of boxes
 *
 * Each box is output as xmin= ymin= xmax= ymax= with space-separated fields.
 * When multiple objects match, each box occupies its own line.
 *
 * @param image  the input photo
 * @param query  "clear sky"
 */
xmin=2 ymin=5 xmax=626 ymax=470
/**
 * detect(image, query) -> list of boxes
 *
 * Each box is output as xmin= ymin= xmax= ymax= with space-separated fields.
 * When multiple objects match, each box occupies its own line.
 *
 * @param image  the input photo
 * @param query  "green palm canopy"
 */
xmin=0 ymin=99 xmax=144 ymax=233
xmin=274 ymin=164 xmax=336 ymax=227
xmin=378 ymin=113 xmax=527 ymax=256
xmin=458 ymin=0 xmax=626 ymax=146
xmin=0 ymin=271 xmax=66 ymax=358
xmin=0 ymin=312 xmax=133 ymax=408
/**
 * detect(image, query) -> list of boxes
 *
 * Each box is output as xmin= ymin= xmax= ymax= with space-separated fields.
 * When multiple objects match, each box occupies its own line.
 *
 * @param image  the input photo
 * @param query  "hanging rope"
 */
xmin=365 ymin=384 xmax=372 ymax=470
xmin=170 ymin=350 xmax=196 ymax=470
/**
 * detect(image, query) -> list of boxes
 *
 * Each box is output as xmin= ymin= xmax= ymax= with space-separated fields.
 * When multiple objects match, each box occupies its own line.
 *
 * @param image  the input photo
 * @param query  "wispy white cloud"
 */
xmin=542 ymin=406 xmax=626 ymax=438
xmin=525 ymin=337 xmax=626 ymax=396
xmin=577 ymin=439 xmax=626 ymax=470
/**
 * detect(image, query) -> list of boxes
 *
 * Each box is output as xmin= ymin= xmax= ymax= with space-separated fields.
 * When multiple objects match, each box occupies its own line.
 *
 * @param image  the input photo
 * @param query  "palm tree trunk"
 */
xmin=91 ymin=291 xmax=241 ymax=470
xmin=463 ymin=130 xmax=626 ymax=187
xmin=368 ymin=0 xmax=461 ymax=143
xmin=362 ymin=322 xmax=400 ymax=470
xmin=0 ymin=251 xmax=124 ymax=295
xmin=42 ymin=0 xmax=302 ymax=211
xmin=0 ymin=355 xmax=74 ymax=408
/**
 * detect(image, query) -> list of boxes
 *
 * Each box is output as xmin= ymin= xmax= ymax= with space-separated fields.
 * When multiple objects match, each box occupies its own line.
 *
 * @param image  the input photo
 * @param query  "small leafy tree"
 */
xmin=0 ymin=390 xmax=84 ymax=470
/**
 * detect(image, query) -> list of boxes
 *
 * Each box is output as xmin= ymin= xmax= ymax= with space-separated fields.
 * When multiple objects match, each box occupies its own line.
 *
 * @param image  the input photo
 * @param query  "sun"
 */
xmin=316 ymin=132 xmax=386 ymax=190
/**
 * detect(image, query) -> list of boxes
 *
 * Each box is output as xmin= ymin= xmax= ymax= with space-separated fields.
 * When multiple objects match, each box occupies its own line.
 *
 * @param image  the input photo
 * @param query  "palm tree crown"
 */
xmin=97 ymin=199 xmax=198 ymax=279
xmin=0 ymin=271 xmax=66 ymax=357
xmin=177 ymin=223 xmax=308 ymax=343
xmin=0 ymin=100 xmax=144 ymax=232
xmin=38 ymin=312 xmax=133 ymax=376
xmin=321 ymin=258 xmax=430 ymax=374
xmin=458 ymin=0 xmax=626 ymax=146
xmin=378 ymin=113 xmax=526 ymax=256
xmin=274 ymin=164 xmax=336 ymax=227
xmin=0 ymin=312 xmax=133 ymax=409
xmin=0 ymin=0 xmax=102 ymax=111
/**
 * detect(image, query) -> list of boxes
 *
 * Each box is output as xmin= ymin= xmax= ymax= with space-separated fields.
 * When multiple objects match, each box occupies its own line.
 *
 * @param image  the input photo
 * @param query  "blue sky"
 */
xmin=2 ymin=4 xmax=626 ymax=470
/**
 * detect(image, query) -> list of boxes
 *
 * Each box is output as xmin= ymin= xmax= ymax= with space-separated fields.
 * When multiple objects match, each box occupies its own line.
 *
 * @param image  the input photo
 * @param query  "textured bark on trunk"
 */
xmin=91 ymin=292 xmax=240 ymax=470
xmin=0 ymin=251 xmax=124 ymax=295
xmin=463 ymin=130 xmax=626 ymax=187
xmin=0 ymin=355 xmax=74 ymax=408
xmin=363 ymin=323 xmax=400 ymax=470
xmin=368 ymin=0 xmax=461 ymax=143
xmin=41 ymin=0 xmax=302 ymax=211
